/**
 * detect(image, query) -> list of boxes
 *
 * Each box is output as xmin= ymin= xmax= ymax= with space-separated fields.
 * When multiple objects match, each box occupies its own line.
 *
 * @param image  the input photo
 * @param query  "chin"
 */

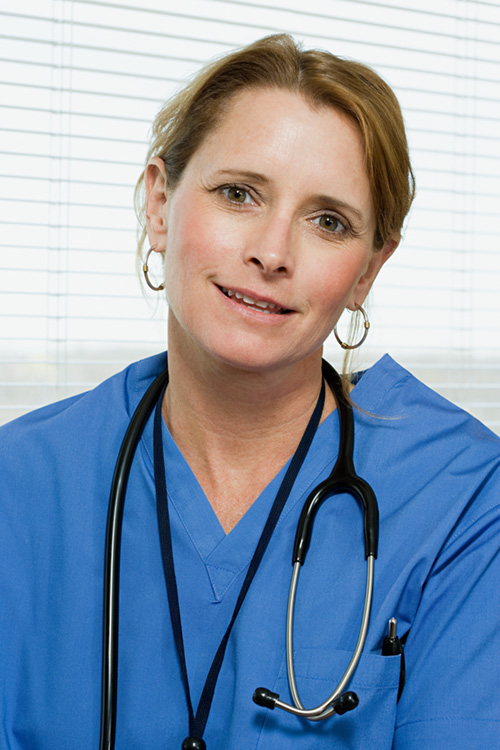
xmin=208 ymin=341 xmax=321 ymax=377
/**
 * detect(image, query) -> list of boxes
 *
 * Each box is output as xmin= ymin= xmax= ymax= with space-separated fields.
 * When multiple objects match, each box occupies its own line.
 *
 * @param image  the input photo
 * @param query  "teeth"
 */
xmin=221 ymin=286 xmax=283 ymax=313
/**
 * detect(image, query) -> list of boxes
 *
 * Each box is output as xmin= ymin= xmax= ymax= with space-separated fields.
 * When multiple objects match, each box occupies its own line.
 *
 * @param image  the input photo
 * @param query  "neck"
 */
xmin=162 ymin=320 xmax=337 ymax=532
xmin=164 ymin=335 xmax=334 ymax=444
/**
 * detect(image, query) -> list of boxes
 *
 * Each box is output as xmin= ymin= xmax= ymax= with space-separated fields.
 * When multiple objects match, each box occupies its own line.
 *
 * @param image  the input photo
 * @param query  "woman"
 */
xmin=1 ymin=34 xmax=499 ymax=750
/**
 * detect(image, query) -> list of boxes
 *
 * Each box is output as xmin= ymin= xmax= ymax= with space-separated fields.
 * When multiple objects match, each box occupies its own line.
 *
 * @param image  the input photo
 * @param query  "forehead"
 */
xmin=183 ymin=88 xmax=372 ymax=216
xmin=202 ymin=87 xmax=364 ymax=161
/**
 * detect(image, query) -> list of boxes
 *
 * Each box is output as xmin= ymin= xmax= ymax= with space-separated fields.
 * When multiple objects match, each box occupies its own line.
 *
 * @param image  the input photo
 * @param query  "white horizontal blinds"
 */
xmin=0 ymin=0 xmax=172 ymax=423
xmin=360 ymin=0 xmax=500 ymax=431
xmin=1 ymin=1 xmax=499 ymax=431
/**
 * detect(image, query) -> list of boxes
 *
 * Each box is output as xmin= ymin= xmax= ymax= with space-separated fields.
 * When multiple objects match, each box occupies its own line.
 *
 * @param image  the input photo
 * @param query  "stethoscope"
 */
xmin=99 ymin=359 xmax=379 ymax=749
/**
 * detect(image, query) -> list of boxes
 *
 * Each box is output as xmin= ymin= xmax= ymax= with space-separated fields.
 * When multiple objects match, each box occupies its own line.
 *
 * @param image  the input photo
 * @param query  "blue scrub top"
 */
xmin=1 ymin=353 xmax=499 ymax=749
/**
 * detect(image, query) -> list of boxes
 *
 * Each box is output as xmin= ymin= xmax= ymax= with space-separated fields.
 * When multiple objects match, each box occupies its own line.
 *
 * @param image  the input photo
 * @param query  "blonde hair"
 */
xmin=136 ymin=33 xmax=414 ymax=255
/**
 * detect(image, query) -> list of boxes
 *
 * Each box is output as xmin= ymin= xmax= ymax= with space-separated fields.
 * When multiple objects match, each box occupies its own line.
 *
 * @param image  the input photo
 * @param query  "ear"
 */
xmin=145 ymin=157 xmax=168 ymax=250
xmin=347 ymin=235 xmax=399 ymax=310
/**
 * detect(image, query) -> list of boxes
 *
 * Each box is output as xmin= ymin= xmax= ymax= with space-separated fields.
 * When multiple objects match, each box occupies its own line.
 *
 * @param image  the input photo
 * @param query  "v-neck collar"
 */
xmin=140 ymin=403 xmax=340 ymax=601
xmin=160 ymin=414 xmax=341 ymax=601
xmin=136 ymin=354 xmax=400 ymax=602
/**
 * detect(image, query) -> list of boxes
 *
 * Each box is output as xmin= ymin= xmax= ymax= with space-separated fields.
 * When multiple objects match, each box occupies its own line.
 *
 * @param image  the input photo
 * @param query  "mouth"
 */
xmin=218 ymin=286 xmax=292 ymax=315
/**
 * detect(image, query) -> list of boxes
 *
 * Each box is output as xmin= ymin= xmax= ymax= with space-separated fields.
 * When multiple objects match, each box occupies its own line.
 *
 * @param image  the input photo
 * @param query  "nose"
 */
xmin=243 ymin=214 xmax=294 ymax=276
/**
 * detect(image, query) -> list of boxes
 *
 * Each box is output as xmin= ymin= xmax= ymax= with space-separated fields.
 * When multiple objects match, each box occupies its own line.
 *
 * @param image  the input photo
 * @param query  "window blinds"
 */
xmin=1 ymin=0 xmax=499 ymax=431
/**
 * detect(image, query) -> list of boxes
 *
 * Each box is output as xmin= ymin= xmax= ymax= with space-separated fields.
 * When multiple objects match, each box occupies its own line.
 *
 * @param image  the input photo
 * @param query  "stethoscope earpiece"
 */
xmin=333 ymin=691 xmax=359 ymax=715
xmin=253 ymin=687 xmax=279 ymax=709
xmin=253 ymin=687 xmax=360 ymax=717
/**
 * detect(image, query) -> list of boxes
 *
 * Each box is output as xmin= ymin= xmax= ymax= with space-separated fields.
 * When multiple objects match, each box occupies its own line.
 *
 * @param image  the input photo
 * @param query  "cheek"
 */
xmin=165 ymin=204 xmax=243 ymax=279
xmin=308 ymin=254 xmax=365 ymax=315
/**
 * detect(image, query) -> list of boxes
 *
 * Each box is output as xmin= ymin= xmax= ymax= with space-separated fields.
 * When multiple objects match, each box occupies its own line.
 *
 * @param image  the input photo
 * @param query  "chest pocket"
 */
xmin=256 ymin=647 xmax=401 ymax=749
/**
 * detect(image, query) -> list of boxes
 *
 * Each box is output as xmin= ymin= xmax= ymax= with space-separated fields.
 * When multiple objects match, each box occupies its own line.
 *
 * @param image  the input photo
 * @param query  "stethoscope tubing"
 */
xmin=100 ymin=367 xmax=169 ymax=750
xmin=284 ymin=555 xmax=374 ymax=719
xmin=254 ymin=362 xmax=379 ymax=721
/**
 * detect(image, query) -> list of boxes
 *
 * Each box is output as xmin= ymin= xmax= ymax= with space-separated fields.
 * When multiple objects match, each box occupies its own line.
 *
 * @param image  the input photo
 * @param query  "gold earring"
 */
xmin=334 ymin=304 xmax=370 ymax=350
xmin=142 ymin=246 xmax=165 ymax=291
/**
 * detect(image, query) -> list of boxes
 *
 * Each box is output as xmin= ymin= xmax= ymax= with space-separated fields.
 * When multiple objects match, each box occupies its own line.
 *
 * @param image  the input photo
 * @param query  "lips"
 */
xmin=219 ymin=286 xmax=291 ymax=314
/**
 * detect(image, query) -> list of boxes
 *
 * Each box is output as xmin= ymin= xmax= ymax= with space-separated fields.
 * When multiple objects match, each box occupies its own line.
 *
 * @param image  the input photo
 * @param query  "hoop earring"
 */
xmin=142 ymin=246 xmax=165 ymax=291
xmin=334 ymin=304 xmax=370 ymax=350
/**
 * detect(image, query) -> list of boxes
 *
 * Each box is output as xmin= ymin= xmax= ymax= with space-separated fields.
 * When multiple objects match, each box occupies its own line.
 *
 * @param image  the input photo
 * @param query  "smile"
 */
xmin=219 ymin=287 xmax=290 ymax=315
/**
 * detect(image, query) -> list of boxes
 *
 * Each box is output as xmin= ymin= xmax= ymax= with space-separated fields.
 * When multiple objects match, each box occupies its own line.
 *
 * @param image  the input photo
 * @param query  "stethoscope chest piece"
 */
xmin=182 ymin=737 xmax=207 ymax=750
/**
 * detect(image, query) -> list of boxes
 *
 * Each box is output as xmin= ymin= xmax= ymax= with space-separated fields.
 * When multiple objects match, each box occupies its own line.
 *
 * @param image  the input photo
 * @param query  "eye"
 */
xmin=312 ymin=214 xmax=346 ymax=233
xmin=221 ymin=185 xmax=253 ymax=204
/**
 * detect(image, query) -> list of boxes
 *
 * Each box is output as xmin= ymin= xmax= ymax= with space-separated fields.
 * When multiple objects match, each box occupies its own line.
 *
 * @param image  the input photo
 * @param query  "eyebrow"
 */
xmin=214 ymin=169 xmax=270 ymax=185
xmin=314 ymin=195 xmax=364 ymax=223
xmin=214 ymin=169 xmax=365 ymax=223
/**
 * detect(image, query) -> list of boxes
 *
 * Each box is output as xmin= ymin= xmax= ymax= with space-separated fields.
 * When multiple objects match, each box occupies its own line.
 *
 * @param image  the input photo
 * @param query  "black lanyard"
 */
xmin=153 ymin=380 xmax=325 ymax=749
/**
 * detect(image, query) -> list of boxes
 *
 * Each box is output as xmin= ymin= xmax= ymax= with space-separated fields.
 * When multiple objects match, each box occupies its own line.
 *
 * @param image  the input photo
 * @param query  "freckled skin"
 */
xmin=155 ymin=88 xmax=395 ymax=376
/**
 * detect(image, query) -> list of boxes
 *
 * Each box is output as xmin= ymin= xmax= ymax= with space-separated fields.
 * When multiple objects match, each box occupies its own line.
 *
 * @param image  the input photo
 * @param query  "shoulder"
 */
xmin=0 ymin=352 xmax=167 ymax=480
xmin=352 ymin=354 xmax=500 ymax=547
xmin=354 ymin=354 xmax=500 ymax=448
xmin=1 ymin=352 xmax=167 ymax=430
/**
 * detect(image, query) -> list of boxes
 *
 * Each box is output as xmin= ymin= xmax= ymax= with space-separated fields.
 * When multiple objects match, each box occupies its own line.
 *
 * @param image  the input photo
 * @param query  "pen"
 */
xmin=382 ymin=618 xmax=406 ymax=702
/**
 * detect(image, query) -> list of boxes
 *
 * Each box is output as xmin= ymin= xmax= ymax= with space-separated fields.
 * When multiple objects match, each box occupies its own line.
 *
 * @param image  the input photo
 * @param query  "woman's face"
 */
xmin=147 ymin=87 xmax=395 ymax=374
